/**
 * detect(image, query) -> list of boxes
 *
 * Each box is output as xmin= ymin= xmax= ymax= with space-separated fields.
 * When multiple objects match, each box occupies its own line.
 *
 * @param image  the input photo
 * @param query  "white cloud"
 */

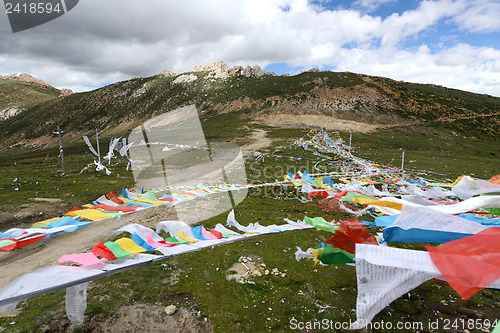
xmin=0 ymin=0 xmax=499 ymax=96
xmin=334 ymin=42 xmax=500 ymax=96
xmin=353 ymin=0 xmax=398 ymax=12
xmin=454 ymin=0 xmax=500 ymax=33
xmin=377 ymin=0 xmax=465 ymax=48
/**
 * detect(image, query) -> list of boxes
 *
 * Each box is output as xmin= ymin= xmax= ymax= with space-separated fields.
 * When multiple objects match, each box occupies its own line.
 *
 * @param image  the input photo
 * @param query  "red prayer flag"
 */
xmin=92 ymin=242 xmax=118 ymax=260
xmin=106 ymin=192 xmax=124 ymax=205
xmin=325 ymin=219 xmax=378 ymax=254
xmin=0 ymin=234 xmax=47 ymax=252
xmin=92 ymin=203 xmax=137 ymax=213
xmin=208 ymin=229 xmax=225 ymax=239
xmin=427 ymin=227 xmax=500 ymax=300
xmin=307 ymin=191 xmax=329 ymax=199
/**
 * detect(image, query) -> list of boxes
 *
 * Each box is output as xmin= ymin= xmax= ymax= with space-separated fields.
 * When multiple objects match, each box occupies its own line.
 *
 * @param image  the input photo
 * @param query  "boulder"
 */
xmin=228 ymin=66 xmax=243 ymax=77
xmin=210 ymin=61 xmax=230 ymax=79
xmin=243 ymin=65 xmax=254 ymax=78
xmin=59 ymin=88 xmax=73 ymax=96
xmin=164 ymin=305 xmax=177 ymax=316
xmin=159 ymin=69 xmax=176 ymax=77
xmin=252 ymin=65 xmax=266 ymax=77
xmin=0 ymin=106 xmax=23 ymax=121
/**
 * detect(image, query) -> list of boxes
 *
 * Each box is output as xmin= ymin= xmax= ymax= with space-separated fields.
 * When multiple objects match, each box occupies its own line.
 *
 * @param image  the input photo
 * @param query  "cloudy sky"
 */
xmin=1 ymin=0 xmax=500 ymax=96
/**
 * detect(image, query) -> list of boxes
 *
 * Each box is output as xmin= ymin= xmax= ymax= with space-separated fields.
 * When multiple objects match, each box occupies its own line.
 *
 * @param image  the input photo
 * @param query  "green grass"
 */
xmin=352 ymin=125 xmax=499 ymax=180
xmin=0 ymin=139 xmax=135 ymax=209
xmin=0 ymin=80 xmax=60 ymax=112
xmin=3 ymin=70 xmax=500 ymax=146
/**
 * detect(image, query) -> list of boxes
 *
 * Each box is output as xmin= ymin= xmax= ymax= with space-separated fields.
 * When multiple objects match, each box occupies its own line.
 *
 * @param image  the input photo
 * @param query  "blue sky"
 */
xmin=1 ymin=0 xmax=500 ymax=96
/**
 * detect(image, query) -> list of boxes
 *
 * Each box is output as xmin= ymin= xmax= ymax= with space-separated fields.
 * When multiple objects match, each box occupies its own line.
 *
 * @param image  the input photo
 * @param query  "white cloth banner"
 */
xmin=385 ymin=205 xmax=487 ymax=235
xmin=452 ymin=176 xmax=500 ymax=200
xmin=65 ymin=282 xmax=88 ymax=324
xmin=370 ymin=195 xmax=500 ymax=216
xmin=352 ymin=244 xmax=500 ymax=329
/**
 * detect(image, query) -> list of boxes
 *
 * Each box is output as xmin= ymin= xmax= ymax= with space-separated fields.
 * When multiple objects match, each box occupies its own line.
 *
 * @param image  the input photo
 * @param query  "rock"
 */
xmin=0 ymin=106 xmax=23 ymax=121
xmin=252 ymin=65 xmax=266 ymax=77
xmin=482 ymin=291 xmax=493 ymax=298
xmin=210 ymin=61 xmax=230 ymax=79
xmin=264 ymin=270 xmax=270 ymax=276
xmin=172 ymin=74 xmax=197 ymax=84
xmin=131 ymin=83 xmax=149 ymax=98
xmin=164 ymin=305 xmax=177 ymax=316
xmin=281 ymin=73 xmax=290 ymax=77
xmin=241 ymin=65 xmax=269 ymax=78
xmin=253 ymin=270 xmax=262 ymax=277
xmin=302 ymin=68 xmax=320 ymax=73
xmin=160 ymin=69 xmax=176 ymax=77
xmin=243 ymin=65 xmax=253 ymax=78
xmin=59 ymin=88 xmax=73 ymax=96
xmin=228 ymin=66 xmax=243 ymax=77
xmin=192 ymin=65 xmax=212 ymax=72
xmin=189 ymin=62 xmax=270 ymax=78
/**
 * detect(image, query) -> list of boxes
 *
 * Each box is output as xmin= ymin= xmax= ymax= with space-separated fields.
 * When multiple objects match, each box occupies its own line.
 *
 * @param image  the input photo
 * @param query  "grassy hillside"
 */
xmin=0 ymin=70 xmax=499 ymax=332
xmin=0 ymin=70 xmax=499 ymax=149
xmin=0 ymin=80 xmax=61 ymax=112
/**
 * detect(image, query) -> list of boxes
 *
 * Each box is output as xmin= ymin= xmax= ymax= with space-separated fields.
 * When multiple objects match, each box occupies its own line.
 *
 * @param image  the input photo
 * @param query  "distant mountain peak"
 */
xmin=0 ymin=73 xmax=73 ymax=96
xmin=0 ymin=72 xmax=52 ymax=87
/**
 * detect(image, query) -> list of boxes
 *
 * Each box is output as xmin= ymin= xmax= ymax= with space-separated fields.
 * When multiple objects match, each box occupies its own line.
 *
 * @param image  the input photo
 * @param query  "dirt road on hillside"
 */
xmin=241 ymin=129 xmax=274 ymax=152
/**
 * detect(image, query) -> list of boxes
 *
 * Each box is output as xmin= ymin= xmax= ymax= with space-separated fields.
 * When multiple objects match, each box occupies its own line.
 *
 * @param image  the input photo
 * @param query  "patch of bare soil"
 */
xmin=36 ymin=303 xmax=212 ymax=333
xmin=84 ymin=303 xmax=212 ymax=333
xmin=257 ymin=113 xmax=380 ymax=133
xmin=0 ymin=204 xmax=178 ymax=288
xmin=241 ymin=129 xmax=273 ymax=152
xmin=0 ymin=202 xmax=72 ymax=230
xmin=316 ymin=197 xmax=358 ymax=213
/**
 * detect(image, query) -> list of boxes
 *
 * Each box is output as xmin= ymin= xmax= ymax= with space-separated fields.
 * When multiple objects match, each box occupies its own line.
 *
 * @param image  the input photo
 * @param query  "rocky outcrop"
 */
xmin=192 ymin=65 xmax=212 ymax=72
xmin=0 ymin=106 xmax=23 ymax=121
xmin=59 ymin=88 xmax=73 ymax=96
xmin=301 ymin=68 xmax=320 ymax=73
xmin=208 ymin=61 xmax=230 ymax=79
xmin=172 ymin=74 xmax=198 ymax=84
xmin=190 ymin=61 xmax=274 ymax=79
xmin=159 ymin=69 xmax=176 ymax=77
xmin=243 ymin=65 xmax=268 ymax=78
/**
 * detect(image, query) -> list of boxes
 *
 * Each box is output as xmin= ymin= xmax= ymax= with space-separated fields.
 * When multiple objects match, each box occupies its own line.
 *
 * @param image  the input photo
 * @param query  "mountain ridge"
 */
xmin=0 ymin=73 xmax=73 ymax=122
xmin=0 ymin=64 xmax=499 ymax=150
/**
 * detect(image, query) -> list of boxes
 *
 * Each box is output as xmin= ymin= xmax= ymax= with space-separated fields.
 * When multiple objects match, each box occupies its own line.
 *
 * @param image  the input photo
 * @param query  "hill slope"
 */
xmin=0 ymin=69 xmax=499 ymax=149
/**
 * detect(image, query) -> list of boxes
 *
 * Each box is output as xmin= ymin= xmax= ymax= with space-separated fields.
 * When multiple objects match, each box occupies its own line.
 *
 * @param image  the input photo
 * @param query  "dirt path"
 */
xmin=0 ymin=204 xmax=177 ymax=289
xmin=241 ymin=129 xmax=273 ymax=152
